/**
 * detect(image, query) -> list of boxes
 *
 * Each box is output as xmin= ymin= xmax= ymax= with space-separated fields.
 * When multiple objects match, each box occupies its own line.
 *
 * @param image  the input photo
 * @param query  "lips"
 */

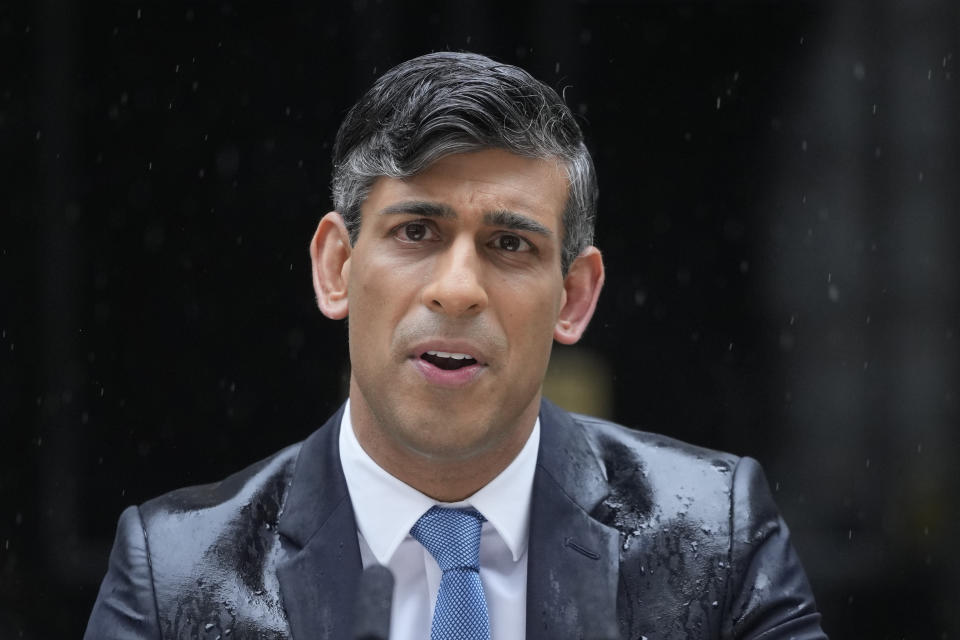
xmin=420 ymin=350 xmax=479 ymax=370
xmin=408 ymin=341 xmax=488 ymax=387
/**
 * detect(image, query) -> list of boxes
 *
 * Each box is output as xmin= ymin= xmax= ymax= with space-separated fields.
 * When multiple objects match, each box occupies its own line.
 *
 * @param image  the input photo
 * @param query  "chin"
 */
xmin=397 ymin=414 xmax=501 ymax=460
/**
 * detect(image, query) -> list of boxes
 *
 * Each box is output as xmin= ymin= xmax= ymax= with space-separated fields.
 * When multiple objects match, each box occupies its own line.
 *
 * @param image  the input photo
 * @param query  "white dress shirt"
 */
xmin=339 ymin=399 xmax=539 ymax=640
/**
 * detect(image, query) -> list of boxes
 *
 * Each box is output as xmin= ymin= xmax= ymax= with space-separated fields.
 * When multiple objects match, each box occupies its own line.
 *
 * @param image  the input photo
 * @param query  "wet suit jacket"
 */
xmin=84 ymin=399 xmax=827 ymax=639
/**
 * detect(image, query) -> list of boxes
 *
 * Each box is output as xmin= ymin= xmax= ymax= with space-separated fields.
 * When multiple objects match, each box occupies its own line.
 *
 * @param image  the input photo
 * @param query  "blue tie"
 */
xmin=410 ymin=506 xmax=492 ymax=640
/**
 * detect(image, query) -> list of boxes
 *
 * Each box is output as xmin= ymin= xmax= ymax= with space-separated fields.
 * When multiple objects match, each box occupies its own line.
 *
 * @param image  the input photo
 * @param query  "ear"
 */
xmin=554 ymin=246 xmax=605 ymax=345
xmin=309 ymin=211 xmax=352 ymax=320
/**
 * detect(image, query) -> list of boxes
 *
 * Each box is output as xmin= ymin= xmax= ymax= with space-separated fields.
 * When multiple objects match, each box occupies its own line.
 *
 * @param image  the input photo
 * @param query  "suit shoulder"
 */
xmin=562 ymin=412 xmax=743 ymax=536
xmin=569 ymin=412 xmax=740 ymax=475
xmin=140 ymin=441 xmax=302 ymax=521
xmin=133 ymin=442 xmax=303 ymax=637
xmin=136 ymin=441 xmax=303 ymax=571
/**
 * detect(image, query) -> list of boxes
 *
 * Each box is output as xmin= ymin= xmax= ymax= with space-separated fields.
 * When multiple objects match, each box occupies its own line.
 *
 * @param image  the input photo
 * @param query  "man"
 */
xmin=85 ymin=52 xmax=826 ymax=639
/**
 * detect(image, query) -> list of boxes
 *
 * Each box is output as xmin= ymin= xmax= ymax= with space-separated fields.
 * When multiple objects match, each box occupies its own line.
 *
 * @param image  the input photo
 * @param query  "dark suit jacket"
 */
xmin=84 ymin=400 xmax=826 ymax=639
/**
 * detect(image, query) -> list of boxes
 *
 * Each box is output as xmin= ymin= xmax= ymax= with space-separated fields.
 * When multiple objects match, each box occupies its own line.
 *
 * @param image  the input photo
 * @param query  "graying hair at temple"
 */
xmin=330 ymin=51 xmax=598 ymax=274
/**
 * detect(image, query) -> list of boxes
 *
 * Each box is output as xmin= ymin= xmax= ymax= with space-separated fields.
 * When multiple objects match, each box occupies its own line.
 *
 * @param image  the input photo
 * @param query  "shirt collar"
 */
xmin=339 ymin=398 xmax=540 ymax=565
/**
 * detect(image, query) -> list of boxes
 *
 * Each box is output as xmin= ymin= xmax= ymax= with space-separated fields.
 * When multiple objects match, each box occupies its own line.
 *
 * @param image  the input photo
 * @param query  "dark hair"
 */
xmin=331 ymin=51 xmax=597 ymax=274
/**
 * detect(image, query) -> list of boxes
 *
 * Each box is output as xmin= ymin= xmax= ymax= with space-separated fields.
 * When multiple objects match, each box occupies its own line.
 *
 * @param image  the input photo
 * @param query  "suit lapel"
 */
xmin=276 ymin=404 xmax=363 ymax=640
xmin=527 ymin=400 xmax=621 ymax=640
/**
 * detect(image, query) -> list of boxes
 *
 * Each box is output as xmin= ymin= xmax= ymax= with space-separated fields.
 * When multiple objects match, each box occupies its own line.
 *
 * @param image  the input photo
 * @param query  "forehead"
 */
xmin=363 ymin=149 xmax=570 ymax=230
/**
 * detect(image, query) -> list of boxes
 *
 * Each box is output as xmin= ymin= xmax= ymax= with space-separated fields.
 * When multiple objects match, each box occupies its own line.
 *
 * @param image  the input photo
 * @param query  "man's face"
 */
xmin=342 ymin=149 xmax=570 ymax=463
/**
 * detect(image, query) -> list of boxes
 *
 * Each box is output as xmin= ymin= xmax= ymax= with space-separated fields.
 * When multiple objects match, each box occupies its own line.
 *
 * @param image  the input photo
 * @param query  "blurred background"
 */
xmin=2 ymin=0 xmax=958 ymax=637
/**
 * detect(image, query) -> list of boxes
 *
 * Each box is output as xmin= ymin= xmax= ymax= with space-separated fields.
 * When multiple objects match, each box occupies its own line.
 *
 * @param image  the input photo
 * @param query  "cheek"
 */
xmin=504 ymin=293 xmax=562 ymax=354
xmin=346 ymin=267 xmax=386 ymax=344
xmin=348 ymin=249 xmax=388 ymax=304
xmin=348 ymin=262 xmax=419 ymax=343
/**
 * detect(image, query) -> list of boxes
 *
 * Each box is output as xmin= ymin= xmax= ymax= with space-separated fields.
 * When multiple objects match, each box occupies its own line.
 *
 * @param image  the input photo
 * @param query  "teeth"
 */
xmin=426 ymin=350 xmax=473 ymax=360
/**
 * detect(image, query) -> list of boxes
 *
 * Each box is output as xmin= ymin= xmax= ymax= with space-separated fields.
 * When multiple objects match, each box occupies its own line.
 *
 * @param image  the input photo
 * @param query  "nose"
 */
xmin=421 ymin=237 xmax=488 ymax=317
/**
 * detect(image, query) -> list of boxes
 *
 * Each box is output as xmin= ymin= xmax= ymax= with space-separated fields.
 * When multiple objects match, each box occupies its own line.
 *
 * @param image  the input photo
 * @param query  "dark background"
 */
xmin=2 ymin=0 xmax=958 ymax=637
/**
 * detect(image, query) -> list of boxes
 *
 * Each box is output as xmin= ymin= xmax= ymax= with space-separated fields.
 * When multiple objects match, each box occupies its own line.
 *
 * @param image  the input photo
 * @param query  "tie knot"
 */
xmin=410 ymin=506 xmax=486 ymax=572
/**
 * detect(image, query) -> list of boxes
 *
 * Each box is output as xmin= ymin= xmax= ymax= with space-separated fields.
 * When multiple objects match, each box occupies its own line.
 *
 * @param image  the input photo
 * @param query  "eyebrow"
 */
xmin=378 ymin=200 xmax=553 ymax=237
xmin=484 ymin=209 xmax=552 ymax=237
xmin=378 ymin=201 xmax=456 ymax=218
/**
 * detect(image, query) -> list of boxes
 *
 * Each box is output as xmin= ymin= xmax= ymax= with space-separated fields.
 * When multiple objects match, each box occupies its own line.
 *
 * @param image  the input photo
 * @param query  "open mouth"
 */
xmin=420 ymin=350 xmax=478 ymax=370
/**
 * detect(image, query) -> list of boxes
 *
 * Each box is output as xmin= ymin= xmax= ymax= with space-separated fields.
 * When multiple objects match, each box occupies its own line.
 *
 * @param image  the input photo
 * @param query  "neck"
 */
xmin=348 ymin=385 xmax=539 ymax=503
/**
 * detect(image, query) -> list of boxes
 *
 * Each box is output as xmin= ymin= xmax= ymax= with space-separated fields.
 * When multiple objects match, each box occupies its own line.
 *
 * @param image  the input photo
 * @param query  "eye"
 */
xmin=491 ymin=233 xmax=532 ymax=253
xmin=393 ymin=220 xmax=436 ymax=243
